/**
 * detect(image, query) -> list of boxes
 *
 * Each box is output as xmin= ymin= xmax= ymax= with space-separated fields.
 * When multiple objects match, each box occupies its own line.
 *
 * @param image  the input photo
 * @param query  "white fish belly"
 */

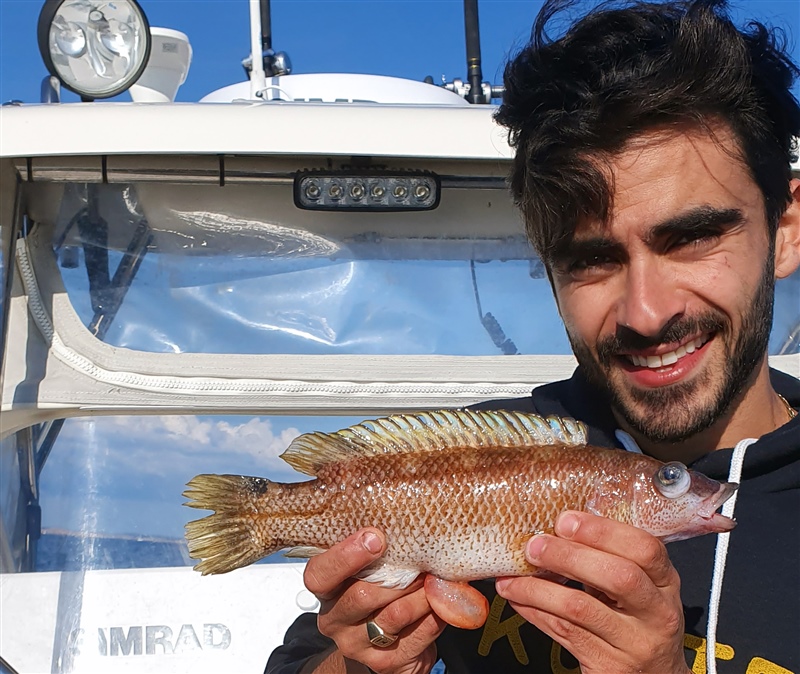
xmin=379 ymin=525 xmax=533 ymax=582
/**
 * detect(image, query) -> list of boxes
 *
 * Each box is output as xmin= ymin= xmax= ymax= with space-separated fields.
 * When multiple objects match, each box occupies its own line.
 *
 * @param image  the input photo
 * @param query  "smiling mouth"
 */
xmin=623 ymin=334 xmax=712 ymax=369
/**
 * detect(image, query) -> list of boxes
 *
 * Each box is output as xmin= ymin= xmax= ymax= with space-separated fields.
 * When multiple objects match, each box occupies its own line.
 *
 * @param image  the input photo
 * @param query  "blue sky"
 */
xmin=1 ymin=0 xmax=798 ymax=104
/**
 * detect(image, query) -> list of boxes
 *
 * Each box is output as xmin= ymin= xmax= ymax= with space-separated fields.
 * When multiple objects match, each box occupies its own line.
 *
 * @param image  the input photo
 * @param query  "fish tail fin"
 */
xmin=183 ymin=474 xmax=281 ymax=575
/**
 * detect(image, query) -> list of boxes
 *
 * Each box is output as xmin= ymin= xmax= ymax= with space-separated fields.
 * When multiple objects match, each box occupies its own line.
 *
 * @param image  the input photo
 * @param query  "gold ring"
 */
xmin=366 ymin=618 xmax=398 ymax=648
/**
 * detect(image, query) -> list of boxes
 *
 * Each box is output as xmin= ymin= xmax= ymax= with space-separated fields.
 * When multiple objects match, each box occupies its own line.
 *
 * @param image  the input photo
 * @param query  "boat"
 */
xmin=0 ymin=1 xmax=797 ymax=671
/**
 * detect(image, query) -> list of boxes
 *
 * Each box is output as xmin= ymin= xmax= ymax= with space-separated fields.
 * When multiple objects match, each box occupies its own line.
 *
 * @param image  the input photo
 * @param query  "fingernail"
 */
xmin=556 ymin=513 xmax=580 ymax=538
xmin=361 ymin=531 xmax=382 ymax=554
xmin=495 ymin=578 xmax=511 ymax=595
xmin=526 ymin=535 xmax=547 ymax=563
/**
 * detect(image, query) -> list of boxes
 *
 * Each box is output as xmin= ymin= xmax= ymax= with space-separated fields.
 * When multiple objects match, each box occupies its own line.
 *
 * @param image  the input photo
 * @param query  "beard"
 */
xmin=568 ymin=257 xmax=775 ymax=443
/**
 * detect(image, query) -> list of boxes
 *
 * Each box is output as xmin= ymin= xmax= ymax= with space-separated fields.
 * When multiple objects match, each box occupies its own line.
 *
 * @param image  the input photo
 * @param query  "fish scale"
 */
xmin=184 ymin=410 xmax=736 ymax=583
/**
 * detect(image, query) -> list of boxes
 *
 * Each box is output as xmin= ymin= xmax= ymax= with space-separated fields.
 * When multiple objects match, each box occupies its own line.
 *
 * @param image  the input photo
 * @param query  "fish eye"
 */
xmin=654 ymin=462 xmax=691 ymax=499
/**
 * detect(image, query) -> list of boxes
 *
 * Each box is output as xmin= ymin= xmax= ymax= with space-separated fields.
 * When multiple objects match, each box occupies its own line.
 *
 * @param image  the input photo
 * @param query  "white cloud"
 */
xmin=54 ymin=414 xmax=307 ymax=480
xmin=214 ymin=417 xmax=300 ymax=458
xmin=161 ymin=415 xmax=214 ymax=444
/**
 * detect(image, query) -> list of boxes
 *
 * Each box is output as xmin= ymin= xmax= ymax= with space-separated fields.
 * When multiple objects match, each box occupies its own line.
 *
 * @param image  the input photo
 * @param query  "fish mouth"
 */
xmin=703 ymin=511 xmax=737 ymax=534
xmin=697 ymin=480 xmax=738 ymax=519
xmin=659 ymin=481 xmax=738 ymax=543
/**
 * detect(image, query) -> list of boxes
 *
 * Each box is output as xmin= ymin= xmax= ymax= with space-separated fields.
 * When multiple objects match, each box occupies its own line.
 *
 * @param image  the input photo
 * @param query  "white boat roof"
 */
xmin=0 ymin=101 xmax=513 ymax=160
xmin=2 ymin=101 xmax=797 ymax=173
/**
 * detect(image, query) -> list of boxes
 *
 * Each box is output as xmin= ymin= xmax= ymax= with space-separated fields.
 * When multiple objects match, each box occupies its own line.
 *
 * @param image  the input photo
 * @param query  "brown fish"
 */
xmin=184 ymin=410 xmax=736 ymax=624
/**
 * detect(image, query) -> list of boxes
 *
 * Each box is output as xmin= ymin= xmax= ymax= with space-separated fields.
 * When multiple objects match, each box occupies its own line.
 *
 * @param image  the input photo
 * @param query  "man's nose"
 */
xmin=615 ymin=260 xmax=686 ymax=338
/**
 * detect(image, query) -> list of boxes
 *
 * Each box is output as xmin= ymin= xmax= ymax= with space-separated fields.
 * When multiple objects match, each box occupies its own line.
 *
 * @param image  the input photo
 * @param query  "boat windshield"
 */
xmin=25 ymin=180 xmax=800 ymax=357
xmin=37 ymin=181 xmax=573 ymax=356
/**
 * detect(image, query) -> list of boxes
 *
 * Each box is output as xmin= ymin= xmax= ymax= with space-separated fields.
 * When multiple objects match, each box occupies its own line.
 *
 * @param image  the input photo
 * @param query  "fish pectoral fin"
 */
xmin=585 ymin=502 xmax=602 ymax=517
xmin=424 ymin=576 xmax=489 ymax=630
xmin=356 ymin=564 xmax=421 ymax=589
xmin=284 ymin=546 xmax=327 ymax=558
xmin=585 ymin=496 xmax=631 ymax=523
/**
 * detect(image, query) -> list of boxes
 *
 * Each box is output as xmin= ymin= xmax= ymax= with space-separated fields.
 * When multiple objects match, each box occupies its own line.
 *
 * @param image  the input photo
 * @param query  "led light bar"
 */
xmin=294 ymin=171 xmax=441 ymax=211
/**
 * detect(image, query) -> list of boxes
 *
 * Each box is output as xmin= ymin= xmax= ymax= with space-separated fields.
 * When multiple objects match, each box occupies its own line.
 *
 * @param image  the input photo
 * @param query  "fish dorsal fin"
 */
xmin=280 ymin=410 xmax=587 ymax=476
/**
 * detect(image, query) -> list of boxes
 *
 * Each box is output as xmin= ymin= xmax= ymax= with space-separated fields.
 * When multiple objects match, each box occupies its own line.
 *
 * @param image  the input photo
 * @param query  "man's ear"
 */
xmin=775 ymin=178 xmax=800 ymax=279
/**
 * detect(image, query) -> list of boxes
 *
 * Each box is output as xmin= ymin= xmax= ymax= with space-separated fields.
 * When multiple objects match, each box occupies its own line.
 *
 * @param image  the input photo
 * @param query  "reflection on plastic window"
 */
xmin=58 ymin=252 xmax=571 ymax=355
xmin=47 ymin=181 xmax=575 ymax=356
xmin=40 ymin=180 xmax=800 ymax=356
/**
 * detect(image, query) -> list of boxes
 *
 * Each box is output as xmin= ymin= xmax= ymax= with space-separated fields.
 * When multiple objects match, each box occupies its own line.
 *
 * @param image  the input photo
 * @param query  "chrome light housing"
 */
xmin=37 ymin=0 xmax=151 ymax=99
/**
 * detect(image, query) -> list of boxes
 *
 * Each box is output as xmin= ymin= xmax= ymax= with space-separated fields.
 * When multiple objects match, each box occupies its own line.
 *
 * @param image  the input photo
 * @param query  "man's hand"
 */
xmin=303 ymin=528 xmax=445 ymax=674
xmin=495 ymin=511 xmax=691 ymax=674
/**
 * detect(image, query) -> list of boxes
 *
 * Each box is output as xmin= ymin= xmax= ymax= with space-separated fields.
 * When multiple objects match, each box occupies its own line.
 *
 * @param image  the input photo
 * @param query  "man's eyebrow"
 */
xmin=551 ymin=206 xmax=744 ymax=265
xmin=552 ymin=236 xmax=626 ymax=264
xmin=646 ymin=206 xmax=745 ymax=243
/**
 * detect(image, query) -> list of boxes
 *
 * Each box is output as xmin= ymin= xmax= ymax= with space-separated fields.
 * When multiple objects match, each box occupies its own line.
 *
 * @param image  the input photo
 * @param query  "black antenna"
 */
xmin=463 ymin=0 xmax=486 ymax=104
xmin=260 ymin=0 xmax=272 ymax=53
xmin=254 ymin=0 xmax=291 ymax=77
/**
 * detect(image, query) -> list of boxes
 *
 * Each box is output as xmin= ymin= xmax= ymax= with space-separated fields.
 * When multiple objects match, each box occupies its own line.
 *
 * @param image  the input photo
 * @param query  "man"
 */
xmin=266 ymin=0 xmax=800 ymax=672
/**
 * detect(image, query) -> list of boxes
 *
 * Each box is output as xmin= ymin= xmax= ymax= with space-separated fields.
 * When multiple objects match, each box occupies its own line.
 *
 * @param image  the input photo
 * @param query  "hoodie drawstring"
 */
xmin=615 ymin=429 xmax=643 ymax=453
xmin=705 ymin=437 xmax=756 ymax=674
xmin=614 ymin=429 xmax=756 ymax=673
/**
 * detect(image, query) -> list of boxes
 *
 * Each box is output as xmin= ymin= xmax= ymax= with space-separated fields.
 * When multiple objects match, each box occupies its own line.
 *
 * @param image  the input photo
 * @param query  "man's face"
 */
xmin=550 ymin=127 xmax=777 ymax=443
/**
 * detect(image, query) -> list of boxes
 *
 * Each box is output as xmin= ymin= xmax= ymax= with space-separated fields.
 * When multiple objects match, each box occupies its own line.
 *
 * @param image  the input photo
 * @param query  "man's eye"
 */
xmin=671 ymin=229 xmax=719 ymax=249
xmin=569 ymin=255 xmax=616 ymax=273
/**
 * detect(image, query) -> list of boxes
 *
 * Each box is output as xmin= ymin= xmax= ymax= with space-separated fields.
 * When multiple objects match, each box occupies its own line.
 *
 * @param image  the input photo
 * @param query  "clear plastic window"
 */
xmin=34 ymin=414 xmax=362 ymax=572
xmin=26 ymin=181 xmax=799 ymax=357
xmin=0 ymin=414 xmax=363 ymax=673
xmin=32 ymin=181 xmax=573 ymax=356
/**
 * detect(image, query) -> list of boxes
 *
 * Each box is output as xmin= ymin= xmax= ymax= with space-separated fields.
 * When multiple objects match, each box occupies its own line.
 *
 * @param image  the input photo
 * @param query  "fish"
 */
xmin=184 ymin=409 xmax=736 ymax=627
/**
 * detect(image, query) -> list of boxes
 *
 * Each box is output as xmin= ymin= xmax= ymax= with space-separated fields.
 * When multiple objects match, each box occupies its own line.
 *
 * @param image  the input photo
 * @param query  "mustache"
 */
xmin=596 ymin=313 xmax=728 ymax=365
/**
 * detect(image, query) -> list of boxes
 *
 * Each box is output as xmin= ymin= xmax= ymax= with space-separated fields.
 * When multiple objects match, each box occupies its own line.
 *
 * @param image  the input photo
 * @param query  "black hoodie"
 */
xmin=266 ymin=368 xmax=800 ymax=674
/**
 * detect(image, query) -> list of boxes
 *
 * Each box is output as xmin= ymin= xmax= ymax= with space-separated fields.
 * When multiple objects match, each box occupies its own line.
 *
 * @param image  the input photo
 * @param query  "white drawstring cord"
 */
xmin=705 ymin=437 xmax=756 ymax=674
xmin=614 ymin=429 xmax=754 ymax=673
xmin=615 ymin=429 xmax=643 ymax=453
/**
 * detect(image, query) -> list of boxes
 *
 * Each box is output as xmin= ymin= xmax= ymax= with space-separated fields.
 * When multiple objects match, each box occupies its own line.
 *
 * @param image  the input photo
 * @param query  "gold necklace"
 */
xmin=778 ymin=393 xmax=798 ymax=421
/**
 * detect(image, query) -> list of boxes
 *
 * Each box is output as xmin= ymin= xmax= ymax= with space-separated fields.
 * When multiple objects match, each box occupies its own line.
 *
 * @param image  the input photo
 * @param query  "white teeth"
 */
xmin=628 ymin=335 xmax=708 ymax=369
xmin=661 ymin=351 xmax=678 ymax=366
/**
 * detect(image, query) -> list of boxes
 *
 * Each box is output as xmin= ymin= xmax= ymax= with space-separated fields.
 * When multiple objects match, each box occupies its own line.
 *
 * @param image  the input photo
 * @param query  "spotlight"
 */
xmin=37 ymin=0 xmax=152 ymax=99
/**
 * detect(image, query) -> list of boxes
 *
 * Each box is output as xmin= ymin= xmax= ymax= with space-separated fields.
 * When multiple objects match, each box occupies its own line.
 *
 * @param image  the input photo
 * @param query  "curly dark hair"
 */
xmin=495 ymin=0 xmax=800 ymax=266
